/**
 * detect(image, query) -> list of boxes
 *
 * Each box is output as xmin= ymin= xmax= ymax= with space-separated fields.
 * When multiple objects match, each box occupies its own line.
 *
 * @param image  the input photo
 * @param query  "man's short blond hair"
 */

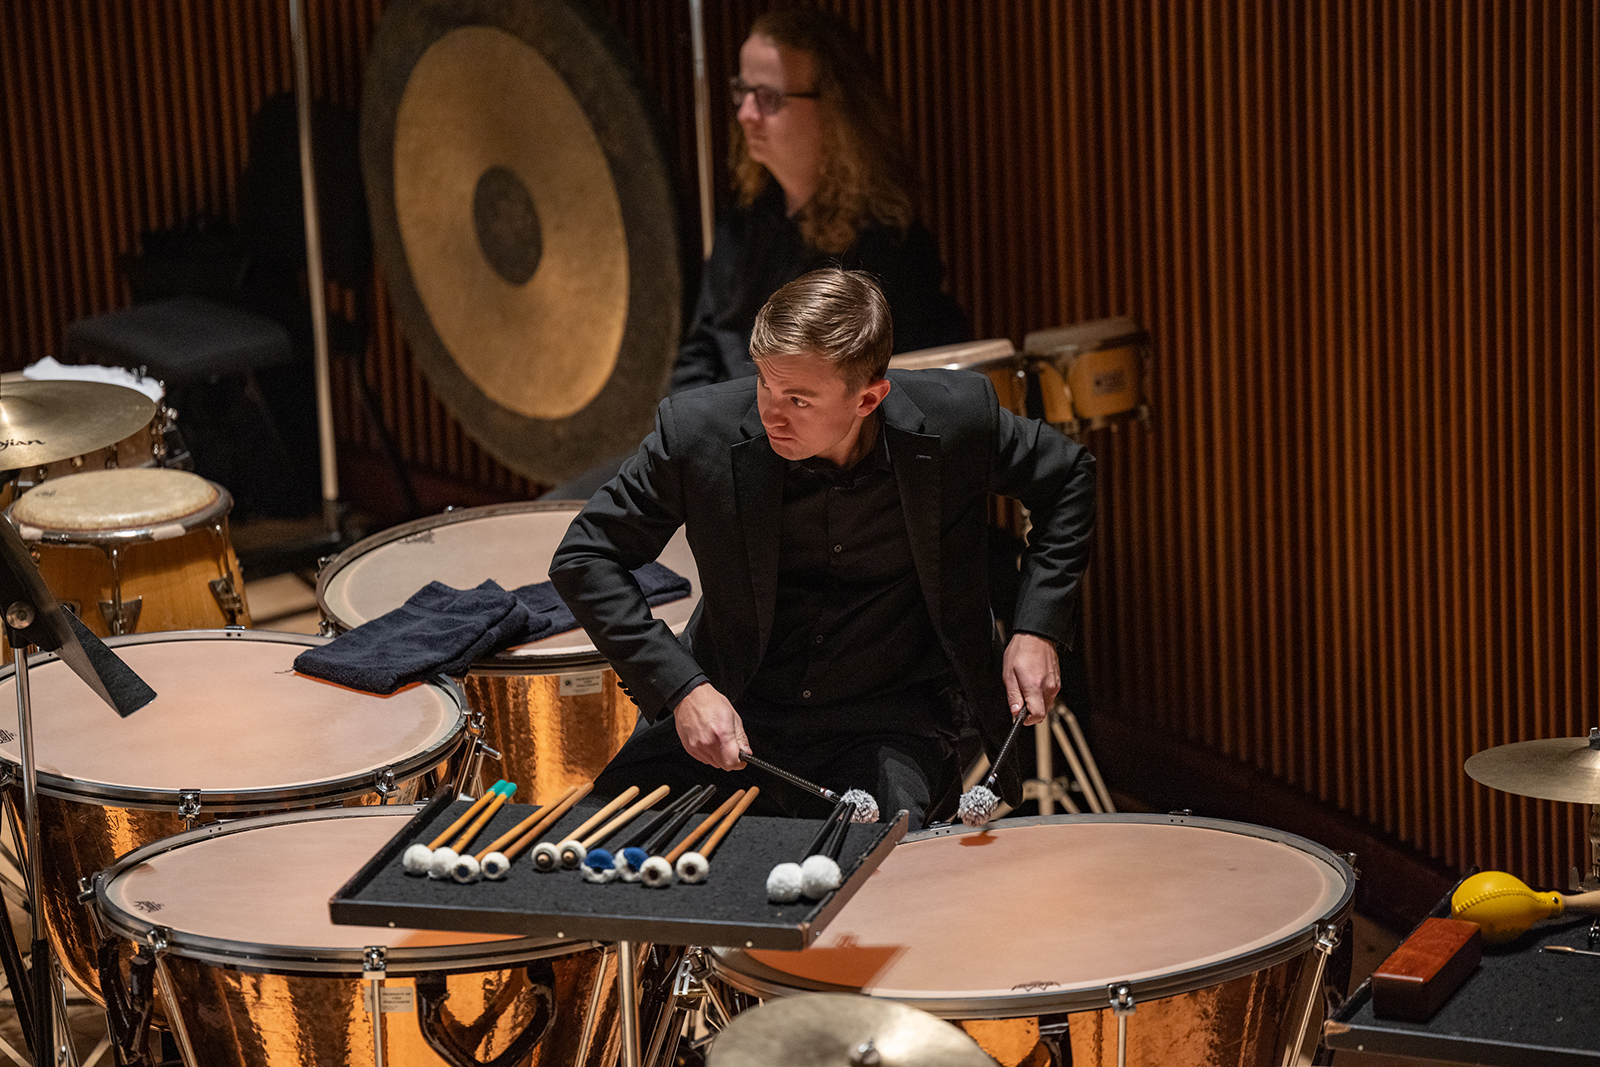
xmin=749 ymin=268 xmax=893 ymax=391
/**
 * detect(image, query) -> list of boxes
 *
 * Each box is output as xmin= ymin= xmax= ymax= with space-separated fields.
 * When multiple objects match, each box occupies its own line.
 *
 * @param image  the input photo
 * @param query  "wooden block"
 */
xmin=1371 ymin=917 xmax=1483 ymax=1022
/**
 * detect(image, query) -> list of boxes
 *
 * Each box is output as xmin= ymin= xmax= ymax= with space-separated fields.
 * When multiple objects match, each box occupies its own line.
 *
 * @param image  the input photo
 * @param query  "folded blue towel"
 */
xmin=293 ymin=563 xmax=691 ymax=694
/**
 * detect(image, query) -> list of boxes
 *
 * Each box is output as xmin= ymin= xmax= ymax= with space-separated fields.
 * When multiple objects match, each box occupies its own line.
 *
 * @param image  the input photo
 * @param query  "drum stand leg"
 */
xmin=1022 ymin=702 xmax=1115 ymax=816
xmin=616 ymin=941 xmax=642 ymax=1067
xmin=363 ymin=946 xmax=388 ymax=1067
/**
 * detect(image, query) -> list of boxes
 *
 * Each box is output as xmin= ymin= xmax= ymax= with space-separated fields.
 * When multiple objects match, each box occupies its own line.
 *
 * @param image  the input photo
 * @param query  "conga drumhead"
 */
xmin=888 ymin=338 xmax=1016 ymax=373
xmin=95 ymin=810 xmax=545 ymax=966
xmin=11 ymin=468 xmax=222 ymax=534
xmin=317 ymin=502 xmax=700 ymax=663
xmin=0 ymin=633 xmax=465 ymax=806
xmin=719 ymin=816 xmax=1353 ymax=1016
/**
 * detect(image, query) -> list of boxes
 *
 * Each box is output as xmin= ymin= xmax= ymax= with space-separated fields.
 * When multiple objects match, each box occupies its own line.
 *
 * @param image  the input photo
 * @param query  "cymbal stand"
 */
xmin=1022 ymin=700 xmax=1115 ymax=816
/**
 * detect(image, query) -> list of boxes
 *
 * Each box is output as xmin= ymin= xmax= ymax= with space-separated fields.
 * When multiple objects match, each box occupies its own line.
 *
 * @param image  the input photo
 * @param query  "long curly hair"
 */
xmin=731 ymin=8 xmax=918 ymax=256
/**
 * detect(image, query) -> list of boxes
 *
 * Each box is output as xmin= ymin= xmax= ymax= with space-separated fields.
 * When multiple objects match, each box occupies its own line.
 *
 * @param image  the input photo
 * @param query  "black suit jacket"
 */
xmin=550 ymin=369 xmax=1096 ymax=803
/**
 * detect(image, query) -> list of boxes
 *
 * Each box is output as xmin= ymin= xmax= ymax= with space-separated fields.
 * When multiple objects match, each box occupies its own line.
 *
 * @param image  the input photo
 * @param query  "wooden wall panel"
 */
xmin=2 ymin=1 xmax=1594 ymax=890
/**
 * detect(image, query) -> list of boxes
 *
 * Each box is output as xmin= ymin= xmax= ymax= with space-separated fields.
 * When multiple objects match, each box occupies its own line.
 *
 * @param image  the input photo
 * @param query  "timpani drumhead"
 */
xmin=0 ymin=632 xmax=466 ymax=806
xmin=11 ymin=468 xmax=220 ymax=533
xmin=317 ymin=501 xmax=699 ymax=663
xmin=888 ymin=339 xmax=1017 ymax=373
xmin=716 ymin=816 xmax=1352 ymax=1016
xmin=95 ymin=809 xmax=547 ymax=965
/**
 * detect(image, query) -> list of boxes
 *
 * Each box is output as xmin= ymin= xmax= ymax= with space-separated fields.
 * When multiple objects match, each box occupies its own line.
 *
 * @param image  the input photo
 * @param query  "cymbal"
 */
xmin=0 ymin=381 xmax=157 ymax=471
xmin=1464 ymin=731 xmax=1600 ymax=803
xmin=707 ymin=993 xmax=995 ymax=1067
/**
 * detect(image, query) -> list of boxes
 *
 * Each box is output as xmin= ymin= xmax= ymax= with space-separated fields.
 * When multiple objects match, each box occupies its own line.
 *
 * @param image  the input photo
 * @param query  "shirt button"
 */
xmin=802 ymin=690 xmax=812 ymax=699
xmin=832 ymin=544 xmax=842 ymax=553
xmin=813 ymin=634 xmax=824 ymax=644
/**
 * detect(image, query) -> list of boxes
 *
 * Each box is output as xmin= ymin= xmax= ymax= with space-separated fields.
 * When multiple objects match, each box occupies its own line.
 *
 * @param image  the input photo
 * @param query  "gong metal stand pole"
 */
xmin=688 ymin=0 xmax=715 ymax=258
xmin=288 ymin=0 xmax=342 ymax=533
xmin=616 ymin=940 xmax=641 ymax=1067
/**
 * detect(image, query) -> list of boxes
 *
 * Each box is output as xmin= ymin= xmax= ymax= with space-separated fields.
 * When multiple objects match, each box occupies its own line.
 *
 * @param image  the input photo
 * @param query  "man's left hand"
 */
xmin=1003 ymin=632 xmax=1060 ymax=725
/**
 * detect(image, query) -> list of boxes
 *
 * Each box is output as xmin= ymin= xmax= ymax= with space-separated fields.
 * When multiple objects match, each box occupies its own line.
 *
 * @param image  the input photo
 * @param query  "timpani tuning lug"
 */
xmin=98 ymin=596 xmax=143 ymax=635
xmin=177 ymin=791 xmax=201 ymax=828
xmin=849 ymin=1039 xmax=882 ymax=1067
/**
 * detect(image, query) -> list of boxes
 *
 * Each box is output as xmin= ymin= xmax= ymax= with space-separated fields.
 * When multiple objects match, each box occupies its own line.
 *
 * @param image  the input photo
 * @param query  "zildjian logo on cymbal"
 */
xmin=0 ymin=439 xmax=44 ymax=451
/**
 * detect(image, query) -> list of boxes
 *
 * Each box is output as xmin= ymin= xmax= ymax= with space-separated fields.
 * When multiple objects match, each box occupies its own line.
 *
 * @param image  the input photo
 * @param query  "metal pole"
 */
xmin=688 ymin=0 xmax=715 ymax=259
xmin=12 ymin=644 xmax=52 ymax=1067
xmin=617 ymin=940 xmax=641 ymax=1067
xmin=287 ymin=0 xmax=341 ymax=532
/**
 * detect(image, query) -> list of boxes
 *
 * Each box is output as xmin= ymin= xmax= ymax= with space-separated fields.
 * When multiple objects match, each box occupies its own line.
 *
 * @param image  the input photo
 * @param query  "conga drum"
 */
xmin=0 ymin=630 xmax=471 ymax=1002
xmin=316 ymin=501 xmax=701 ymax=805
xmin=711 ymin=814 xmax=1355 ymax=1067
xmin=889 ymin=339 xmax=1026 ymax=415
xmin=89 ymin=807 xmax=622 ymax=1066
xmin=1023 ymin=317 xmax=1152 ymax=434
xmin=8 ymin=467 xmax=250 ymax=637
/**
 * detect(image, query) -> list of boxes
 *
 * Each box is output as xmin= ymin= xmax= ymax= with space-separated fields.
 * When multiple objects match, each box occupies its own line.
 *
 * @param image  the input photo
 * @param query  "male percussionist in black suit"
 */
xmin=550 ymin=269 xmax=1094 ymax=828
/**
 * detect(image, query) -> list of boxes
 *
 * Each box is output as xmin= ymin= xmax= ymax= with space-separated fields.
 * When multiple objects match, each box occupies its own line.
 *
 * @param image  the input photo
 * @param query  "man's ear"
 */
xmin=857 ymin=377 xmax=892 ymax=416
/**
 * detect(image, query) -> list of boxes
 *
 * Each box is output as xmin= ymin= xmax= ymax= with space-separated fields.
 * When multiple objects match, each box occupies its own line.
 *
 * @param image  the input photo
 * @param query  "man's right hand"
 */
xmin=673 ymin=683 xmax=750 ymax=770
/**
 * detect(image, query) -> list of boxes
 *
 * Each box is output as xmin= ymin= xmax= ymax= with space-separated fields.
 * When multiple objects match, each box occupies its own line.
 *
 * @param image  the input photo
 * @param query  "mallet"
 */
xmin=430 ymin=781 xmax=515 ymax=878
xmin=403 ymin=780 xmax=507 ymax=875
xmin=800 ymin=801 xmax=854 ymax=899
xmin=479 ymin=782 xmax=592 ymax=879
xmin=768 ymin=797 xmax=851 ymax=903
xmin=956 ymin=709 xmax=1031 ymax=827
xmin=572 ymin=786 xmax=672 ymax=881
xmin=530 ymin=786 xmax=641 ymax=872
xmin=738 ymin=751 xmax=879 ymax=823
xmin=1452 ymin=871 xmax=1600 ymax=943
xmin=638 ymin=785 xmax=727 ymax=887
xmin=675 ymin=787 xmax=760 ymax=884
xmin=610 ymin=784 xmax=717 ymax=882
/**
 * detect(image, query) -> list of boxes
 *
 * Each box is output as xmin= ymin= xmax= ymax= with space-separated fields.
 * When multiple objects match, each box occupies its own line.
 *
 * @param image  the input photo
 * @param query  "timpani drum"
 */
xmin=711 ymin=814 xmax=1355 ymax=1067
xmin=1023 ymin=317 xmax=1152 ymax=434
xmin=89 ymin=807 xmax=622 ymax=1066
xmin=0 ymin=630 xmax=470 ymax=1003
xmin=316 ymin=501 xmax=702 ymax=806
xmin=8 ymin=468 xmax=250 ymax=637
xmin=889 ymin=339 xmax=1026 ymax=414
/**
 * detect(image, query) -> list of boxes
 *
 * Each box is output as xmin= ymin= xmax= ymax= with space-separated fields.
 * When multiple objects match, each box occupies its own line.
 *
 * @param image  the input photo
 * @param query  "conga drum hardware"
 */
xmin=8 ymin=468 xmax=251 ymax=638
xmin=1023 ymin=317 xmax=1153 ymax=436
xmin=0 ymin=629 xmax=472 ymax=1005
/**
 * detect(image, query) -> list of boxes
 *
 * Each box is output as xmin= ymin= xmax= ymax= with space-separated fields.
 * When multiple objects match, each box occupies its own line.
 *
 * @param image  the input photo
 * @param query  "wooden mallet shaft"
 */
xmin=665 ymin=789 xmax=745 ymax=865
xmin=502 ymin=783 xmax=593 ymax=861
xmin=561 ymin=786 xmax=641 ymax=845
xmin=474 ymin=783 xmax=581 ymax=862
xmin=450 ymin=786 xmax=513 ymax=853
xmin=583 ymin=785 xmax=671 ymax=849
xmin=426 ymin=781 xmax=505 ymax=849
xmin=696 ymin=786 xmax=759 ymax=860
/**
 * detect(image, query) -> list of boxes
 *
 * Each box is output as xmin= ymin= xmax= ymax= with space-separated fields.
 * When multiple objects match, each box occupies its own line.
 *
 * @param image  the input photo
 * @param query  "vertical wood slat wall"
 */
xmin=2 ymin=1 xmax=1594 ymax=888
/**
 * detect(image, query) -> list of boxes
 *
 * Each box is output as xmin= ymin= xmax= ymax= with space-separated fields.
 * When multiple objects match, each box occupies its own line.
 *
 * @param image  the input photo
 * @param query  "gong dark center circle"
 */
xmin=472 ymin=165 xmax=542 ymax=285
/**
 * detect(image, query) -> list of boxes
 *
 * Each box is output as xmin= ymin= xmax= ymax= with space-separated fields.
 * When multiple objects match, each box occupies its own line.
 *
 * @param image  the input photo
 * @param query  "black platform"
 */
xmin=1325 ymin=914 xmax=1600 ymax=1066
xmin=330 ymin=793 xmax=907 ymax=951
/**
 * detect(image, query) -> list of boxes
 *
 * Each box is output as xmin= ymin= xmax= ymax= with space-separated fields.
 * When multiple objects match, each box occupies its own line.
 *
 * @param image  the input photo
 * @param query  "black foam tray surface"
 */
xmin=330 ymin=793 xmax=906 ymax=950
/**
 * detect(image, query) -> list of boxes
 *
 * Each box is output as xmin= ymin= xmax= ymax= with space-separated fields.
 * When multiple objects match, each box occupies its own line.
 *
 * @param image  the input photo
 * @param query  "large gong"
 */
xmin=362 ymin=0 xmax=681 ymax=483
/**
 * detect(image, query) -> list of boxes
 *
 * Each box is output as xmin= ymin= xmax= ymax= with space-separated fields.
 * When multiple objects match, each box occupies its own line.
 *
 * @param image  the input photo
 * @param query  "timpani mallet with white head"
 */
xmin=431 ymin=781 xmax=514 ymax=879
xmin=454 ymin=784 xmax=579 ymax=882
xmin=572 ymin=785 xmax=671 ymax=881
xmin=675 ymin=786 xmax=759 ymax=885
xmin=478 ymin=782 xmax=592 ymax=879
xmin=768 ymin=797 xmax=851 ymax=903
xmin=638 ymin=785 xmax=729 ymax=887
xmin=739 ymin=751 xmax=879 ymax=823
xmin=799 ymin=799 xmax=856 ymax=899
xmin=613 ymin=785 xmax=717 ymax=882
xmin=529 ymin=786 xmax=640 ymax=871
xmin=956 ymin=708 xmax=1031 ymax=828
xmin=403 ymin=780 xmax=506 ymax=875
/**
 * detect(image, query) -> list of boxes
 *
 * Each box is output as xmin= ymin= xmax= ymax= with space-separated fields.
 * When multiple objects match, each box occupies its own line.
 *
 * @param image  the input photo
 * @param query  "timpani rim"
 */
xmin=712 ymin=812 xmax=1356 ymax=1020
xmin=0 ymin=629 xmax=470 ymax=811
xmin=8 ymin=472 xmax=233 ymax=544
xmin=88 ymin=805 xmax=599 ymax=974
xmin=1022 ymin=316 xmax=1150 ymax=357
xmin=315 ymin=499 xmax=693 ymax=670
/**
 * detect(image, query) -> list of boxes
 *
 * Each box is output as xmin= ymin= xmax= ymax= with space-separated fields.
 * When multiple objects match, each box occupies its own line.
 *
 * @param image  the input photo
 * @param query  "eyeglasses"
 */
xmin=729 ymin=77 xmax=820 ymax=116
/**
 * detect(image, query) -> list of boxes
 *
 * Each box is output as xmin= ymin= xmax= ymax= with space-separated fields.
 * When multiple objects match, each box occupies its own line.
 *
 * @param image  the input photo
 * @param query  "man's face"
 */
xmin=755 ymin=352 xmax=887 ymax=466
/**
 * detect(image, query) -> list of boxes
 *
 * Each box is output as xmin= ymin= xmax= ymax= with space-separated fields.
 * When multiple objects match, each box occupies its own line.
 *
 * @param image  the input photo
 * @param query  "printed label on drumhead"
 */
xmin=363 ymin=986 xmax=416 ymax=1013
xmin=560 ymin=671 xmax=604 ymax=696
